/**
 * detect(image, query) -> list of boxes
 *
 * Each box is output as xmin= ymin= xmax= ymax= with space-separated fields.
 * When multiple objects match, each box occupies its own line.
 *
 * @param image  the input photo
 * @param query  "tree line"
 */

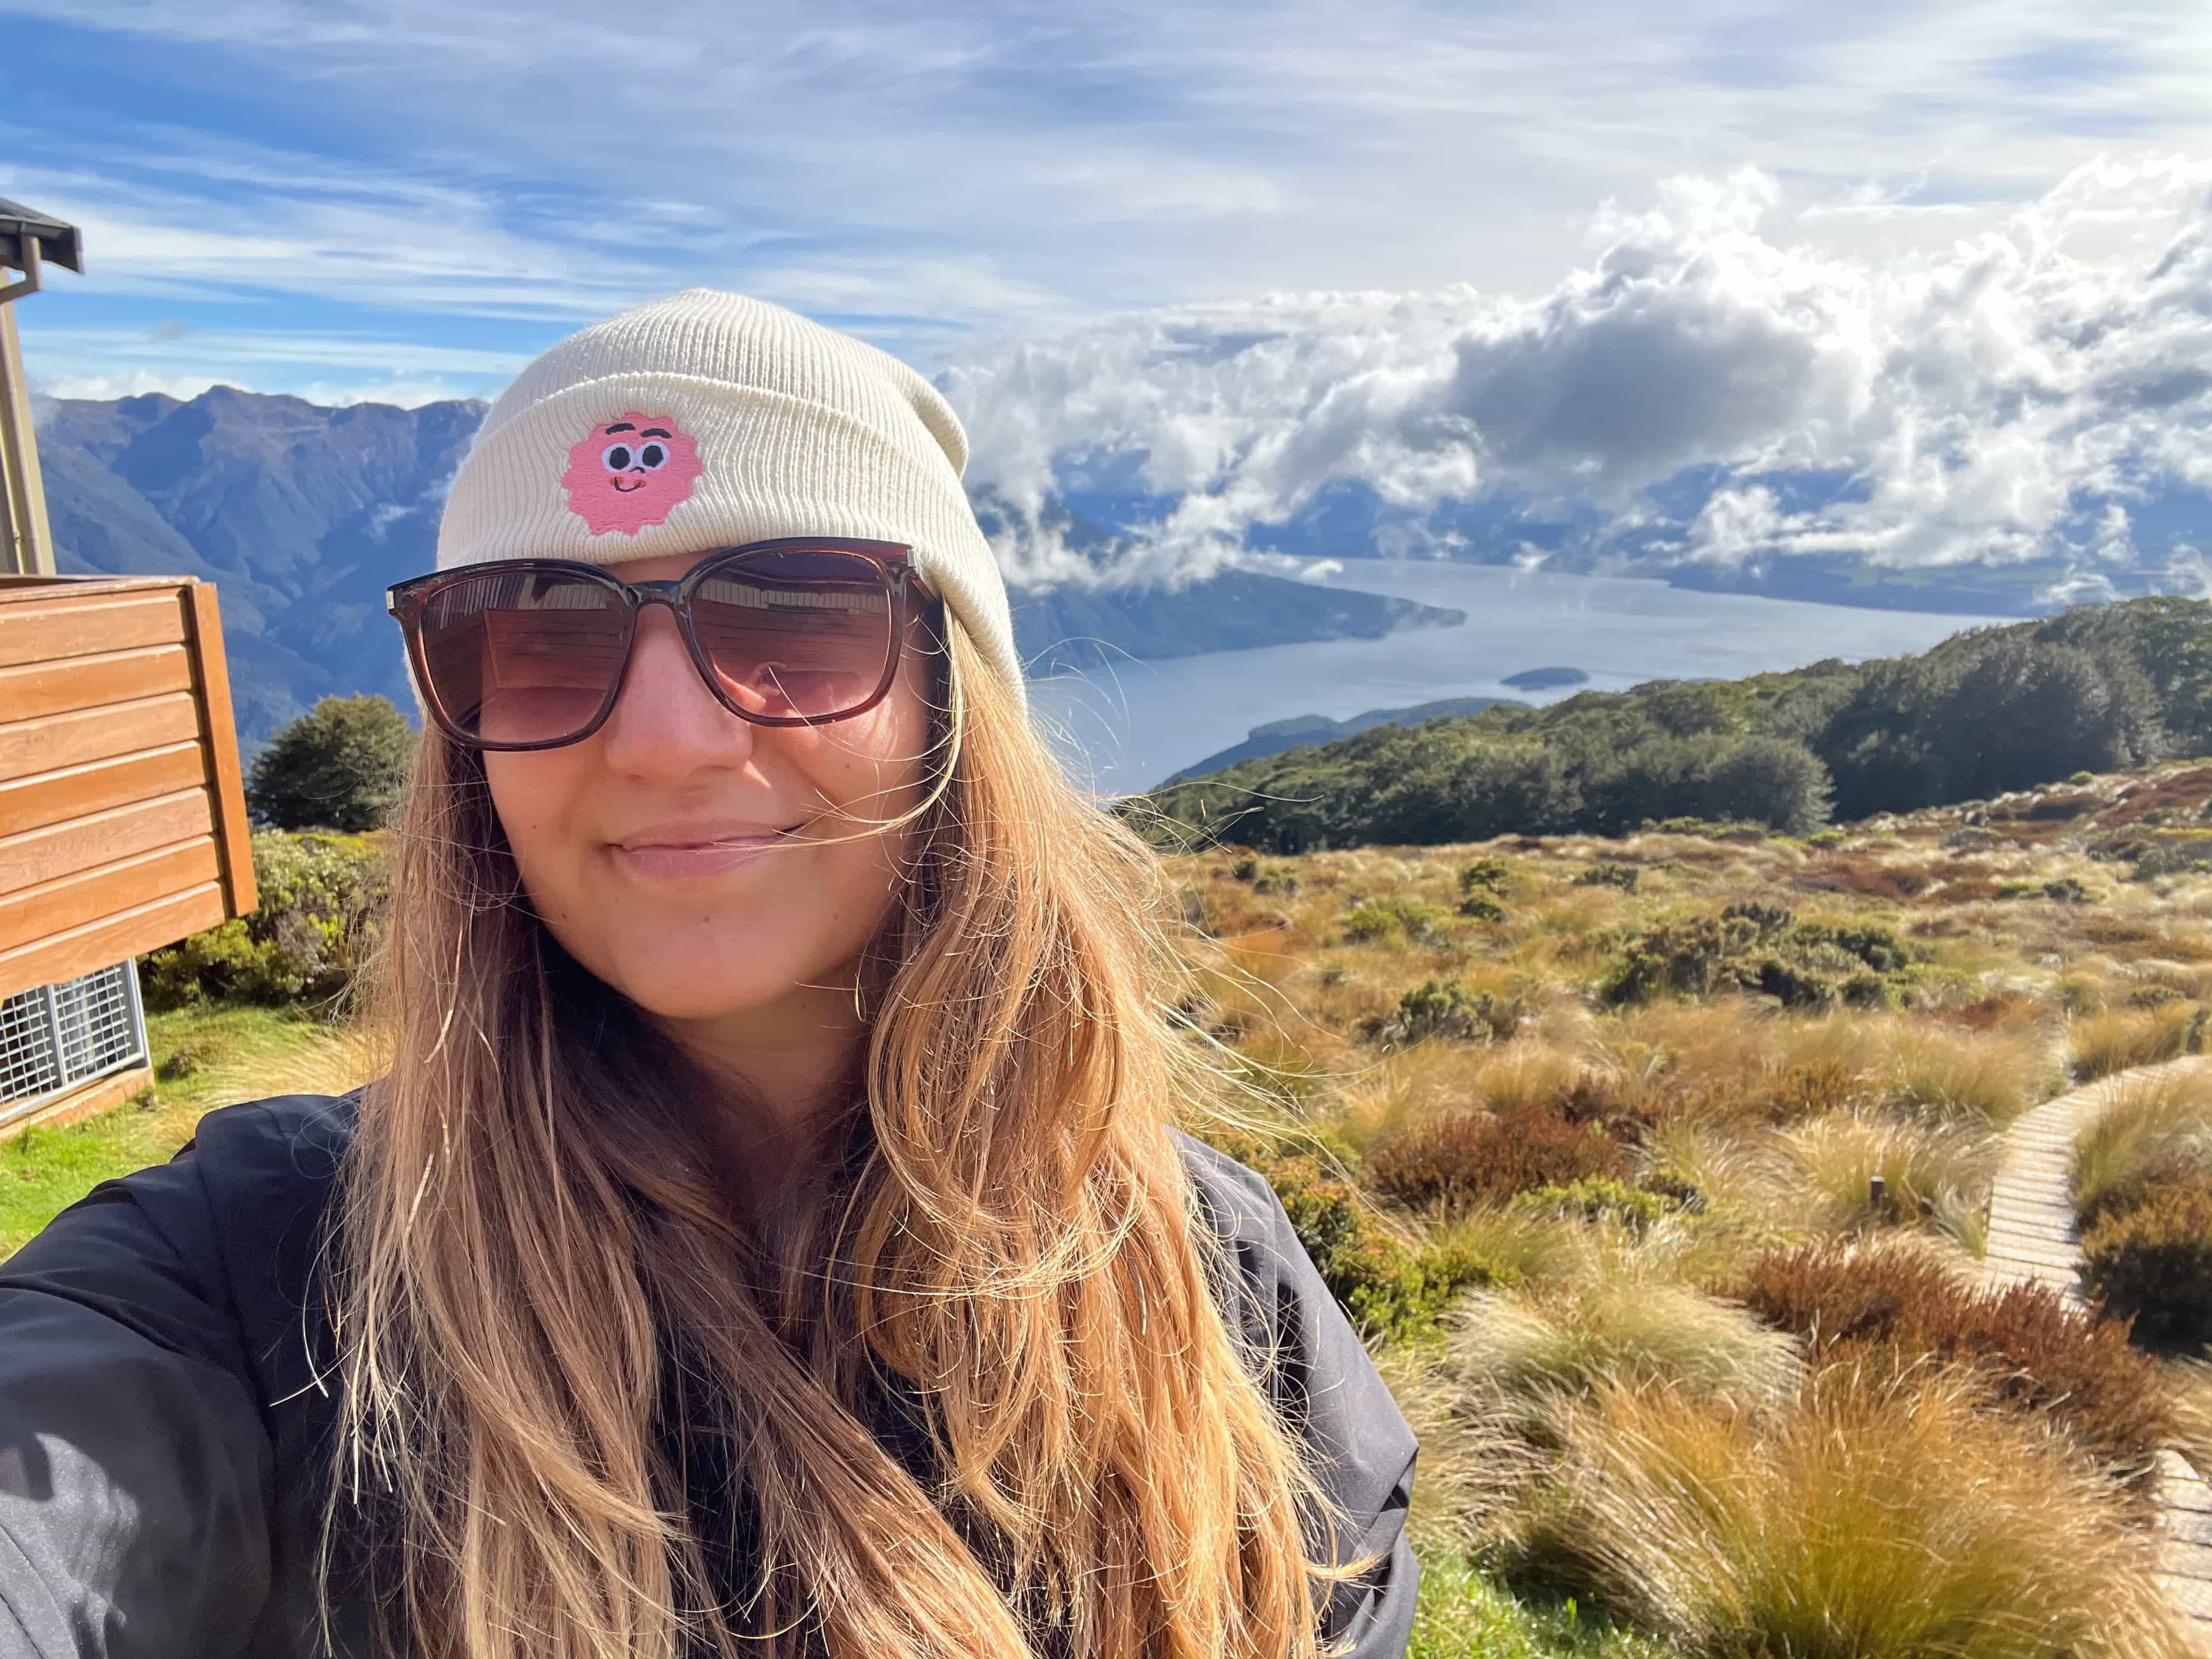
xmin=1132 ymin=596 xmax=2212 ymax=852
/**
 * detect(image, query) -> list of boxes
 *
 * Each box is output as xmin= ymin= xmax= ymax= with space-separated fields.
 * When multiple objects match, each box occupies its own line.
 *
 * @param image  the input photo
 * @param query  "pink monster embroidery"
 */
xmin=559 ymin=412 xmax=706 ymax=536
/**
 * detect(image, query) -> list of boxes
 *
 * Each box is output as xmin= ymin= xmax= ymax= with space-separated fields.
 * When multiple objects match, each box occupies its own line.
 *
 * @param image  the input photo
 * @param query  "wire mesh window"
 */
xmin=0 ymin=962 xmax=149 ymax=1128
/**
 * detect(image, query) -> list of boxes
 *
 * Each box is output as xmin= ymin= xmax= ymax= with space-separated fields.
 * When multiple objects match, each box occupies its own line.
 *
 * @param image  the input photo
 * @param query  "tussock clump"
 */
xmin=2071 ymin=1069 xmax=2212 ymax=1229
xmin=1725 ymin=1238 xmax=2175 ymax=1492
xmin=1876 ymin=1020 xmax=2052 ymax=1126
xmin=1508 ymin=1176 xmax=1677 ymax=1232
xmin=1520 ymin=1368 xmax=2197 ymax=1659
xmin=202 ymin=1018 xmax=389 ymax=1102
xmin=2069 ymin=1002 xmax=2202 ymax=1081
xmin=1772 ymin=1110 xmax=1997 ymax=1245
xmin=1444 ymin=1278 xmax=1803 ymax=1416
xmin=2171 ymin=1358 xmax=2212 ymax=1483
xmin=1424 ymin=1205 xmax=1592 ymax=1293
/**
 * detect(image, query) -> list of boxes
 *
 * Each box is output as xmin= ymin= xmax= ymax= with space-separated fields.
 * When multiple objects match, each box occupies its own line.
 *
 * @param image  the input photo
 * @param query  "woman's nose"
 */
xmin=594 ymin=605 xmax=758 ymax=776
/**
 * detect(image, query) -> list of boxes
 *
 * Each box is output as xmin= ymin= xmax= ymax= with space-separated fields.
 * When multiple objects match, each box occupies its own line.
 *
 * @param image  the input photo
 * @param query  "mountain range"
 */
xmin=34 ymin=389 xmax=1463 ymax=748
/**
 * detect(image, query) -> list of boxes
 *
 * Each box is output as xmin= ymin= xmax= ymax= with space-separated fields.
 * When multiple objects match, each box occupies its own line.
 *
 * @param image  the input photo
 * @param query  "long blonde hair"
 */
xmin=327 ymin=623 xmax=1335 ymax=1659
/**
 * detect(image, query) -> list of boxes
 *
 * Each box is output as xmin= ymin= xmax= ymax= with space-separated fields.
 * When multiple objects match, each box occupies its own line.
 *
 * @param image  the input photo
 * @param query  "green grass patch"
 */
xmin=1409 ymin=1552 xmax=1679 ymax=1659
xmin=1 ymin=1002 xmax=333 ymax=1259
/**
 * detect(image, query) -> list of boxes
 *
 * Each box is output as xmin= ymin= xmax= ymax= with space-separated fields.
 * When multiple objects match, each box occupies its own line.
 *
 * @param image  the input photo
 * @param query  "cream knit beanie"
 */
xmin=437 ymin=288 xmax=1023 ymax=696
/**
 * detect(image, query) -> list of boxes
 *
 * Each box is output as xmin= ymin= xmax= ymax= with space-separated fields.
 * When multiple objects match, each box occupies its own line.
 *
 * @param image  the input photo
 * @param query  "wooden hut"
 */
xmin=0 ymin=574 xmax=258 ymax=1135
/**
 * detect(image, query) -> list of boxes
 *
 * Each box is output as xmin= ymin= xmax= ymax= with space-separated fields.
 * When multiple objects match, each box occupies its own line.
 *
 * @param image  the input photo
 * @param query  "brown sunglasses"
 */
xmin=385 ymin=539 xmax=935 ymax=751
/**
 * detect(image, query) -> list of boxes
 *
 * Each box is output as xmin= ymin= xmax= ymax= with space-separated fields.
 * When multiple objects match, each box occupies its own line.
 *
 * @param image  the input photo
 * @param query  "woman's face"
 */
xmin=484 ymin=550 xmax=936 ymax=1050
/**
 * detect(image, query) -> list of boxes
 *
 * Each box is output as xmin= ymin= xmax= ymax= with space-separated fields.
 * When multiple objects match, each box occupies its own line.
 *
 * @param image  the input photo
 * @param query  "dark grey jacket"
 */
xmin=0 ymin=1094 xmax=1417 ymax=1657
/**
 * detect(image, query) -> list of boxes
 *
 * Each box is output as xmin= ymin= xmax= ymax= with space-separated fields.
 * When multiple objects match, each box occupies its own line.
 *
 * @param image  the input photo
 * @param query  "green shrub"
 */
xmin=1575 ymin=862 xmax=1642 ymax=893
xmin=2125 ymin=983 xmax=2184 ymax=1009
xmin=246 ymin=694 xmax=416 ymax=832
xmin=1456 ymin=893 xmax=1507 ymax=922
xmin=1368 ymin=1104 xmax=1627 ymax=1211
xmin=2081 ymin=1180 xmax=2212 ymax=1350
xmin=1459 ymin=858 xmax=1516 ymax=896
xmin=1600 ymin=903 xmax=1922 ymax=1009
xmin=2131 ymin=836 xmax=2212 ymax=880
xmin=1339 ymin=897 xmax=1445 ymax=946
xmin=1365 ymin=980 xmax=1523 ymax=1048
xmin=142 ymin=831 xmax=390 ymax=1010
xmin=1726 ymin=1239 xmax=2175 ymax=1491
xmin=1209 ymin=1135 xmax=1486 ymax=1342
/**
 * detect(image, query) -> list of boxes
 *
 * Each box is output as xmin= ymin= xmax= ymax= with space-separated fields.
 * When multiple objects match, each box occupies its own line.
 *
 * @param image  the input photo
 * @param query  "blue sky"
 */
xmin=7 ymin=1 xmax=2211 ymax=404
xmin=8 ymin=3 xmax=2212 ymax=594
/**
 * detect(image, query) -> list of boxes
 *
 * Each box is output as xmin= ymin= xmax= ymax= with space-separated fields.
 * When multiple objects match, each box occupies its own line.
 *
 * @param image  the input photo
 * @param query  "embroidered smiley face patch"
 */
xmin=559 ymin=412 xmax=706 ymax=536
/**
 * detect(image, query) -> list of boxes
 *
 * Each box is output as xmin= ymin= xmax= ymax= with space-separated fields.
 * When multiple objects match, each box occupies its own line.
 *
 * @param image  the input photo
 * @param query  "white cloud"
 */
xmin=940 ymin=156 xmax=2212 ymax=585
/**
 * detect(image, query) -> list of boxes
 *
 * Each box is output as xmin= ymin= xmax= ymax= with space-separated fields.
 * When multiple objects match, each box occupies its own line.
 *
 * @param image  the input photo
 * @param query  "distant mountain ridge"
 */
xmin=36 ymin=388 xmax=1462 ymax=747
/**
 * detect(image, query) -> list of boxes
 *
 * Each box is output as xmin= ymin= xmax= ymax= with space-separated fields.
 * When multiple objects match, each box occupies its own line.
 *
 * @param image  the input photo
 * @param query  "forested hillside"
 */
xmin=1138 ymin=596 xmax=2212 ymax=851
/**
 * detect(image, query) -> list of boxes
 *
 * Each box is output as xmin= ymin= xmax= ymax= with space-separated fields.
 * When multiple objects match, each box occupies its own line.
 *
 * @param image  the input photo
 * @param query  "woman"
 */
xmin=0 ymin=291 xmax=1416 ymax=1659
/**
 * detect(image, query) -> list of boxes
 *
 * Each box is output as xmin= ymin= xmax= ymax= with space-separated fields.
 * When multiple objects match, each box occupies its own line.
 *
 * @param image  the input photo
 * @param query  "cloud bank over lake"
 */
xmin=942 ymin=159 xmax=2212 ymax=596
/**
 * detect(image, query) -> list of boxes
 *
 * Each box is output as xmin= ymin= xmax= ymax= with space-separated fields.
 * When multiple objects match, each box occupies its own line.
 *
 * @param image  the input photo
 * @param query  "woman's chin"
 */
xmin=594 ymin=956 xmax=827 ymax=1028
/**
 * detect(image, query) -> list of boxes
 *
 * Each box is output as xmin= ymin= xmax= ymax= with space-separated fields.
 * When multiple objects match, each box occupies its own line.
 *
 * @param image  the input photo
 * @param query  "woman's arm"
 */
xmin=0 ymin=1150 xmax=277 ymax=1658
xmin=1179 ymin=1137 xmax=1421 ymax=1659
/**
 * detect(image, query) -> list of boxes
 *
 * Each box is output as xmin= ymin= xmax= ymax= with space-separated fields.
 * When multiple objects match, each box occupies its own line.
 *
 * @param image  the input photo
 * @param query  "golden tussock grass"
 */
xmin=1441 ymin=1278 xmax=1804 ymax=1419
xmin=1773 ymin=1109 xmax=1998 ymax=1250
xmin=1521 ymin=1365 xmax=2198 ymax=1659
xmin=204 ymin=1018 xmax=389 ymax=1102
xmin=2071 ymin=1065 xmax=2212 ymax=1228
xmin=2071 ymin=1003 xmax=2200 ymax=1081
xmin=2171 ymin=1357 xmax=2212 ymax=1483
xmin=1873 ymin=1018 xmax=2056 ymax=1126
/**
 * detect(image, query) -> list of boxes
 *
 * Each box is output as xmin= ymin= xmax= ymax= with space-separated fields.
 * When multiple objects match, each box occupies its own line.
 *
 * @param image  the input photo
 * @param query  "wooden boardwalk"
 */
xmin=1980 ymin=1059 xmax=2212 ymax=1642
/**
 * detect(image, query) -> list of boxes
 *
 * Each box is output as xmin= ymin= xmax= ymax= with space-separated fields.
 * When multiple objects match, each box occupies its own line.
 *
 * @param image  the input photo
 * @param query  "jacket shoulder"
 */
xmin=2 ymin=1091 xmax=357 ymax=1392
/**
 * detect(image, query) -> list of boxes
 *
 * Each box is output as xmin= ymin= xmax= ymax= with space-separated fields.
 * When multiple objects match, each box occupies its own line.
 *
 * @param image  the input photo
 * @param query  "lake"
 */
xmin=1027 ymin=561 xmax=2014 ymax=794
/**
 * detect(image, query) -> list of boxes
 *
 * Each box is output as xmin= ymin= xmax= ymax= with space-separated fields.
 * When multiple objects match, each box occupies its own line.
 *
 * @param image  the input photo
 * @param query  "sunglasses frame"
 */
xmin=385 ymin=537 xmax=934 ymax=752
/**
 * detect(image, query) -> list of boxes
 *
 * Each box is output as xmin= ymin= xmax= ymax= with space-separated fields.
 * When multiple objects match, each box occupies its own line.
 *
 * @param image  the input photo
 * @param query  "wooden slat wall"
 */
xmin=0 ymin=578 xmax=259 ymax=1001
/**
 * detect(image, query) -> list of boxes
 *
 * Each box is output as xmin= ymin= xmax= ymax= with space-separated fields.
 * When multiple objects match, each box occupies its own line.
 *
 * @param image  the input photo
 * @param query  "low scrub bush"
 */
xmin=1726 ymin=1239 xmax=2175 ymax=1490
xmin=2081 ymin=1180 xmax=2212 ymax=1350
xmin=1520 ymin=1368 xmax=2195 ymax=1659
xmin=1458 ymin=858 xmax=1517 ymax=896
xmin=1339 ymin=897 xmax=1446 ymax=947
xmin=1202 ymin=1132 xmax=1485 ymax=1341
xmin=1364 ymin=980 xmax=1524 ymax=1048
xmin=1368 ymin=1104 xmax=1627 ymax=1211
xmin=142 ymin=831 xmax=390 ymax=1010
xmin=1601 ymin=903 xmax=1922 ymax=1010
xmin=1574 ymin=862 xmax=1642 ymax=893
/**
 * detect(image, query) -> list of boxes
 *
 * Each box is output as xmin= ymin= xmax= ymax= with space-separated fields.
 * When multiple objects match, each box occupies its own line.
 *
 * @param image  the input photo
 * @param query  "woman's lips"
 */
xmin=608 ymin=830 xmax=795 ymax=881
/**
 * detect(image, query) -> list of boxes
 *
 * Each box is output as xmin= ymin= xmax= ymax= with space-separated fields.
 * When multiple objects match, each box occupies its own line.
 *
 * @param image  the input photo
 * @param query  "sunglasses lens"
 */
xmin=690 ymin=547 xmax=898 ymax=721
xmin=414 ymin=569 xmax=630 ymax=746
